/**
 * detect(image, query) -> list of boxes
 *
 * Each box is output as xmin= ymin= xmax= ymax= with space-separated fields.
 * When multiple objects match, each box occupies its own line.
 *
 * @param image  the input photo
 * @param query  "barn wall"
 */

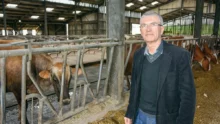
xmin=151 ymin=0 xmax=216 ymax=15
xmin=40 ymin=24 xmax=66 ymax=35
xmin=68 ymin=13 xmax=140 ymax=35
xmin=69 ymin=18 xmax=82 ymax=35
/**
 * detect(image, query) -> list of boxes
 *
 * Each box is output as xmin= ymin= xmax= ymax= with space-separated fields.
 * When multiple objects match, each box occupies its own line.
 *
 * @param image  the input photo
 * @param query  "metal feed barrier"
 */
xmin=0 ymin=36 xmax=119 ymax=124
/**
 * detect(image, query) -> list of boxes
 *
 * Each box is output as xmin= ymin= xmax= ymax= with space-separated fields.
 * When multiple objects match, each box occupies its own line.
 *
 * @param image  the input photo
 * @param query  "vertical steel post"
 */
xmin=213 ymin=0 xmax=220 ymax=36
xmin=0 ymin=57 xmax=6 ymax=124
xmin=194 ymin=0 xmax=204 ymax=39
xmin=1 ymin=0 xmax=7 ymax=36
xmin=44 ymin=0 xmax=48 ymax=35
xmin=21 ymin=55 xmax=27 ymax=124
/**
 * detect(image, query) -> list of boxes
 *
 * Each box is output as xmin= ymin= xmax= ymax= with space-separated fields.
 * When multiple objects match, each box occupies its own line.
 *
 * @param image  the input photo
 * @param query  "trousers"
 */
xmin=135 ymin=109 xmax=156 ymax=124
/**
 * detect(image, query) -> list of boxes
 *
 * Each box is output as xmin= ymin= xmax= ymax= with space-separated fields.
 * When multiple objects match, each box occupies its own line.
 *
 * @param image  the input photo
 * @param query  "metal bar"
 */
xmin=103 ymin=46 xmax=114 ymax=96
xmin=27 ymin=61 xmax=57 ymax=116
xmin=0 ymin=42 xmax=119 ymax=57
xmin=26 ymin=93 xmax=42 ymax=100
xmin=124 ymin=38 xmax=199 ymax=44
xmin=1 ymin=0 xmax=7 ymax=35
xmin=38 ymin=99 xmax=43 ymax=124
xmin=78 ymin=84 xmax=82 ymax=108
xmin=0 ymin=38 xmax=115 ymax=47
xmin=31 ymin=98 xmax=34 ymax=124
xmin=21 ymin=55 xmax=27 ymax=124
xmin=0 ymin=58 xmax=6 ymax=124
xmin=194 ymin=0 xmax=204 ymax=38
xmin=59 ymin=52 xmax=68 ymax=116
xmin=124 ymin=44 xmax=132 ymax=71
xmin=82 ymin=84 xmax=88 ymax=107
xmin=96 ymin=47 xmax=105 ymax=94
xmin=27 ymin=61 xmax=45 ymax=96
xmin=44 ymin=0 xmax=48 ymax=35
xmin=71 ymin=50 xmax=81 ymax=111
xmin=80 ymin=47 xmax=95 ymax=100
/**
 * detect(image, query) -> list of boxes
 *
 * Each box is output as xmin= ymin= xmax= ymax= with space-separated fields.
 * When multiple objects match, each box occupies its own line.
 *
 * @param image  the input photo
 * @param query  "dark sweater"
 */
xmin=139 ymin=55 xmax=162 ymax=115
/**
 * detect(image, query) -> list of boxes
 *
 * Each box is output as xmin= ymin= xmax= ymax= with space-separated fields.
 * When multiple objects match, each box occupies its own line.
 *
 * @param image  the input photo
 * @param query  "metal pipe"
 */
xmin=78 ymin=83 xmax=82 ymax=107
xmin=38 ymin=99 xmax=44 ymax=124
xmin=44 ymin=0 xmax=48 ymax=35
xmin=80 ymin=46 xmax=95 ymax=99
xmin=0 ymin=38 xmax=115 ymax=47
xmin=82 ymin=84 xmax=88 ymax=107
xmin=59 ymin=52 xmax=68 ymax=116
xmin=31 ymin=98 xmax=34 ymax=124
xmin=71 ymin=50 xmax=81 ymax=110
xmin=103 ymin=46 xmax=114 ymax=96
xmin=1 ymin=0 xmax=7 ymax=36
xmin=96 ymin=47 xmax=105 ymax=94
xmin=0 ymin=58 xmax=6 ymax=124
xmin=21 ymin=55 xmax=27 ymax=124
xmin=0 ymin=37 xmax=112 ymax=46
xmin=27 ymin=61 xmax=57 ymax=116
xmin=0 ymin=42 xmax=119 ymax=57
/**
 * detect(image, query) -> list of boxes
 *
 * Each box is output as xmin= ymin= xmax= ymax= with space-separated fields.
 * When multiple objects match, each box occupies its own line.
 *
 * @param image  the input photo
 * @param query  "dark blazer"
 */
xmin=125 ymin=41 xmax=196 ymax=124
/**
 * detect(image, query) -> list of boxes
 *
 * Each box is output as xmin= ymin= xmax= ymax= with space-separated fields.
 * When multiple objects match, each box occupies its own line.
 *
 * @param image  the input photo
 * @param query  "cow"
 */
xmin=0 ymin=40 xmax=75 ymax=123
xmin=214 ymin=40 xmax=220 ymax=57
xmin=193 ymin=44 xmax=211 ymax=71
xmin=124 ymin=43 xmax=142 ymax=90
xmin=2 ymin=54 xmax=72 ymax=124
xmin=202 ymin=42 xmax=219 ymax=64
xmin=164 ymin=36 xmax=185 ymax=47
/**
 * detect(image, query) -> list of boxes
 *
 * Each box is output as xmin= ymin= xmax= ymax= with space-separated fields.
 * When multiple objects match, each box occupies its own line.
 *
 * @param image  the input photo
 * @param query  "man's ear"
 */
xmin=39 ymin=70 xmax=50 ymax=79
xmin=161 ymin=26 xmax=164 ymax=35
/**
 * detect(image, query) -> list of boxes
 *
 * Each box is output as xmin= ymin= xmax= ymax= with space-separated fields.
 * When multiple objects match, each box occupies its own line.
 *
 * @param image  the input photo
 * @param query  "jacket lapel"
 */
xmin=157 ymin=42 xmax=172 ymax=99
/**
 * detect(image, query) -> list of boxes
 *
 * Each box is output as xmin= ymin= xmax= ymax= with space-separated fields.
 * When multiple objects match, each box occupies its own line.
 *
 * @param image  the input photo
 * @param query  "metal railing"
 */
xmin=0 ymin=36 xmax=119 ymax=124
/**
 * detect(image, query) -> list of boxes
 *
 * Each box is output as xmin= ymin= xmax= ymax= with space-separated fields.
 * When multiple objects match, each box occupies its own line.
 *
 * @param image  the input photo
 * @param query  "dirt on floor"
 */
xmin=90 ymin=59 xmax=220 ymax=124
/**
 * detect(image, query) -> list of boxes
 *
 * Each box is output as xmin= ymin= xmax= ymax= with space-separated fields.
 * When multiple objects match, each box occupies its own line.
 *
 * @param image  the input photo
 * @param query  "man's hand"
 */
xmin=124 ymin=117 xmax=132 ymax=124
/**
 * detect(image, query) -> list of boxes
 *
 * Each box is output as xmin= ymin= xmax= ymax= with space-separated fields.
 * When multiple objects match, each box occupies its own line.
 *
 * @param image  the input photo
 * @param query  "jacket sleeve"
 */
xmin=176 ymin=51 xmax=196 ymax=124
xmin=125 ymin=52 xmax=138 ymax=119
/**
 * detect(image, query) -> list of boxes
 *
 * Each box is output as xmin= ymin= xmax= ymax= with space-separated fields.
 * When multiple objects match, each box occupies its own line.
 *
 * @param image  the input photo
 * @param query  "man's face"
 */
xmin=140 ymin=15 xmax=164 ymax=43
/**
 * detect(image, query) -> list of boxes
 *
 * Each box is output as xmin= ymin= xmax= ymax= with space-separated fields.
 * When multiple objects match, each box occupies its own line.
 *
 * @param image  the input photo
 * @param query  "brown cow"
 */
xmin=193 ymin=44 xmax=210 ymax=71
xmin=164 ymin=36 xmax=184 ymax=47
xmin=0 ymin=40 xmax=73 ymax=123
xmin=203 ymin=42 xmax=218 ymax=64
xmin=3 ymin=54 xmax=72 ymax=124
xmin=124 ymin=44 xmax=142 ymax=90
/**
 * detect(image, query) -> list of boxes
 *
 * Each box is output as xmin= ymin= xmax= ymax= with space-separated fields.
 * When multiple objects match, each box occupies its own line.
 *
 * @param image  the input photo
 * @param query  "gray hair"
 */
xmin=140 ymin=11 xmax=164 ymax=25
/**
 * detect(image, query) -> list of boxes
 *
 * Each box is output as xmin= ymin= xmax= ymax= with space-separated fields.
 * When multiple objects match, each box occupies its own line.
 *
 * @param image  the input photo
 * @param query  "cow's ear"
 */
xmin=39 ymin=70 xmax=50 ymax=79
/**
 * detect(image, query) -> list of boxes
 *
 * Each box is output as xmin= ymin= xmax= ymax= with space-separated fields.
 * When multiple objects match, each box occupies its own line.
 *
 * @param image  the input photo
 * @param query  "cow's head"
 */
xmin=39 ymin=62 xmax=72 ymax=105
xmin=193 ymin=44 xmax=211 ymax=71
xmin=201 ymin=56 xmax=211 ymax=71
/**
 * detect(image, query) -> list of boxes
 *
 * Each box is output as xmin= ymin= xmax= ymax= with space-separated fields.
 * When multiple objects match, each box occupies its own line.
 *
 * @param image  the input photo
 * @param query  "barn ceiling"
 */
xmin=0 ymin=0 xmax=217 ymax=30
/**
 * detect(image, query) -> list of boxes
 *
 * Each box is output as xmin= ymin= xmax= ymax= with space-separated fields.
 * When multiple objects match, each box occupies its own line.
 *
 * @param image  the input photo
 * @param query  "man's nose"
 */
xmin=146 ymin=27 xmax=151 ymax=31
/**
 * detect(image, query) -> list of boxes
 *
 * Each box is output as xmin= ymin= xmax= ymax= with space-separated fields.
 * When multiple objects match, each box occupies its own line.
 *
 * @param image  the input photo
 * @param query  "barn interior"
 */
xmin=0 ymin=0 xmax=219 ymax=36
xmin=0 ymin=0 xmax=220 ymax=124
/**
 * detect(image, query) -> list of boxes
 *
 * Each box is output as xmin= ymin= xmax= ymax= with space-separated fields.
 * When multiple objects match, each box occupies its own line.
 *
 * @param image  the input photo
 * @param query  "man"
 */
xmin=124 ymin=11 xmax=196 ymax=124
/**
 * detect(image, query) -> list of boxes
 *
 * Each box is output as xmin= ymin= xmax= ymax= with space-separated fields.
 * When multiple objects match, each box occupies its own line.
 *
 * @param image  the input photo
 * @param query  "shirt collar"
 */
xmin=144 ymin=41 xmax=163 ymax=55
